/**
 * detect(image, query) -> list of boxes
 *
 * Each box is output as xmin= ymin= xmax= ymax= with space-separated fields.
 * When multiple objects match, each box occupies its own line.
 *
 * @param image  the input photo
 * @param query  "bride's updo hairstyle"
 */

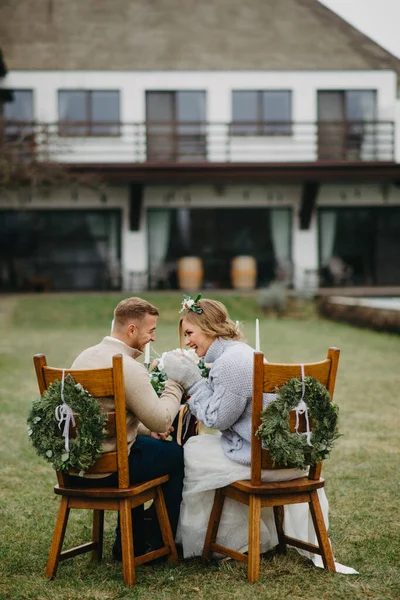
xmin=179 ymin=298 xmax=244 ymax=346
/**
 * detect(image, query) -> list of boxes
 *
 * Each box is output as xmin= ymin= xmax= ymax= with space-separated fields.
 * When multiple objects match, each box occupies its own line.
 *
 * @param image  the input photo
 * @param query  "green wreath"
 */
xmin=256 ymin=376 xmax=340 ymax=470
xmin=27 ymin=374 xmax=107 ymax=473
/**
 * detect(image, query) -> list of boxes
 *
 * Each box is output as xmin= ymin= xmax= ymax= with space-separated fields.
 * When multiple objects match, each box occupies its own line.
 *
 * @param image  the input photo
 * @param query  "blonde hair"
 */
xmin=178 ymin=298 xmax=243 ymax=346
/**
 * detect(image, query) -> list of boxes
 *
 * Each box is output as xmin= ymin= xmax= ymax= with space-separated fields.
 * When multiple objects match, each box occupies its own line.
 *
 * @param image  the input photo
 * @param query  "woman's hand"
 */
xmin=163 ymin=352 xmax=202 ymax=390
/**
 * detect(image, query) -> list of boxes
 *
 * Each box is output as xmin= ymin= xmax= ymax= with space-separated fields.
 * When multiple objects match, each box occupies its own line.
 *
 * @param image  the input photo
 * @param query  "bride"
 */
xmin=163 ymin=295 xmax=356 ymax=573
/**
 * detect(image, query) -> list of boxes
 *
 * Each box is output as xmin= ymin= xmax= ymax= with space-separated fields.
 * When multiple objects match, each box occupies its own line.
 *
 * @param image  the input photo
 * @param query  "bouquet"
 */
xmin=149 ymin=348 xmax=210 ymax=397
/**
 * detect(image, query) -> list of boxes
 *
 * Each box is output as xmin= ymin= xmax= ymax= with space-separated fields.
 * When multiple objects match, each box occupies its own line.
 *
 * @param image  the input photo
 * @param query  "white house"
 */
xmin=1 ymin=0 xmax=400 ymax=292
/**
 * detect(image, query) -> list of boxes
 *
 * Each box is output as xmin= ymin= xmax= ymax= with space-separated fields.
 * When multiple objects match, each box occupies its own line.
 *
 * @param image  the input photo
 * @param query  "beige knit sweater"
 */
xmin=71 ymin=337 xmax=183 ymax=476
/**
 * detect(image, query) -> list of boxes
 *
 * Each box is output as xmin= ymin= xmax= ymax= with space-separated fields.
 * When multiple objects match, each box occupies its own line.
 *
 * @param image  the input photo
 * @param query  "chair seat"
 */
xmin=54 ymin=475 xmax=169 ymax=498
xmin=230 ymin=476 xmax=325 ymax=495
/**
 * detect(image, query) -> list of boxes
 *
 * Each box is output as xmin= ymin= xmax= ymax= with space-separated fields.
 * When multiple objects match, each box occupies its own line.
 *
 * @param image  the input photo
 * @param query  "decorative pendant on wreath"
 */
xmin=256 ymin=370 xmax=340 ymax=470
xmin=27 ymin=373 xmax=107 ymax=474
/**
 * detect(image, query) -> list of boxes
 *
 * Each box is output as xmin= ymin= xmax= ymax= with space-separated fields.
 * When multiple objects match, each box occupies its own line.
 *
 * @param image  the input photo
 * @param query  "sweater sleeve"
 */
xmin=136 ymin=422 xmax=151 ymax=436
xmin=123 ymin=358 xmax=183 ymax=433
xmin=187 ymin=356 xmax=249 ymax=430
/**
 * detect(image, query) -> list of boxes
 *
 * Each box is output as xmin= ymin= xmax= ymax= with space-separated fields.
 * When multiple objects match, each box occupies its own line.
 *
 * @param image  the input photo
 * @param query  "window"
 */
xmin=147 ymin=207 xmax=291 ymax=289
xmin=2 ymin=89 xmax=33 ymax=121
xmin=0 ymin=209 xmax=121 ymax=291
xmin=232 ymin=90 xmax=292 ymax=136
xmin=146 ymin=91 xmax=207 ymax=161
xmin=1 ymin=89 xmax=34 ymax=137
xmin=58 ymin=90 xmax=120 ymax=136
xmin=318 ymin=206 xmax=400 ymax=286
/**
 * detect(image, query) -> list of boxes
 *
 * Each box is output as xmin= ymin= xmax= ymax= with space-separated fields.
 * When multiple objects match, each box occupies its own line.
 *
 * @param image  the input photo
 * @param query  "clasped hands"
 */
xmin=150 ymin=425 xmax=174 ymax=441
xmin=163 ymin=351 xmax=202 ymax=391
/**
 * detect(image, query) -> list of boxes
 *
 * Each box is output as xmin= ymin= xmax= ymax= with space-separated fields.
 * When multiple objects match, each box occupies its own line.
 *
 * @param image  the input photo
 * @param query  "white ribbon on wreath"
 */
xmin=294 ymin=364 xmax=312 ymax=446
xmin=54 ymin=369 xmax=76 ymax=453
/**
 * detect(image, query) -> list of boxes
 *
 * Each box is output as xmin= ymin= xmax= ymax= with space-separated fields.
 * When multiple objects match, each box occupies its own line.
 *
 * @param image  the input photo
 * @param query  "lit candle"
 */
xmin=255 ymin=318 xmax=260 ymax=352
xmin=144 ymin=342 xmax=150 ymax=366
xmin=235 ymin=320 xmax=239 ymax=331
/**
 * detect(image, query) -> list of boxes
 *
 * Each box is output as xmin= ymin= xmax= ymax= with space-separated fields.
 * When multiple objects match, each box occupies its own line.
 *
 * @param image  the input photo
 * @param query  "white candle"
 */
xmin=255 ymin=318 xmax=260 ymax=352
xmin=144 ymin=342 xmax=150 ymax=366
xmin=235 ymin=320 xmax=239 ymax=330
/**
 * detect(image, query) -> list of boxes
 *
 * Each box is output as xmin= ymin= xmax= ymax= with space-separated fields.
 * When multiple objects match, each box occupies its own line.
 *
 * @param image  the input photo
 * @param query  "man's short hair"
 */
xmin=113 ymin=297 xmax=159 ymax=328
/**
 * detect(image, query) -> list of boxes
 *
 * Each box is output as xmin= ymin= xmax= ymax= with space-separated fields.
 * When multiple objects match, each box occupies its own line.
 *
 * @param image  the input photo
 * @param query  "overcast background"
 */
xmin=319 ymin=0 xmax=400 ymax=59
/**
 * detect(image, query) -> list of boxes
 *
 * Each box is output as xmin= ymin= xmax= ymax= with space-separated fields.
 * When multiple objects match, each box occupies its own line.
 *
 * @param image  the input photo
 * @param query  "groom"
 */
xmin=69 ymin=296 xmax=184 ymax=560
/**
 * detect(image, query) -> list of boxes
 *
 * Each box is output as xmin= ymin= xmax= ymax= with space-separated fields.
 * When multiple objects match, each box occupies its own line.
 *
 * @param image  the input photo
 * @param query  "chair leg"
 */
xmin=248 ymin=495 xmax=261 ymax=583
xmin=309 ymin=490 xmax=336 ymax=572
xmin=153 ymin=486 xmax=179 ymax=564
xmin=91 ymin=509 xmax=104 ymax=562
xmin=119 ymin=499 xmax=136 ymax=585
xmin=45 ymin=496 xmax=70 ymax=579
xmin=273 ymin=505 xmax=287 ymax=554
xmin=202 ymin=488 xmax=225 ymax=563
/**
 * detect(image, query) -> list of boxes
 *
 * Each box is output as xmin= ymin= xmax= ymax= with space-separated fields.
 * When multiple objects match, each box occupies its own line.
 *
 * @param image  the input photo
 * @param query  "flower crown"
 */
xmin=179 ymin=293 xmax=203 ymax=314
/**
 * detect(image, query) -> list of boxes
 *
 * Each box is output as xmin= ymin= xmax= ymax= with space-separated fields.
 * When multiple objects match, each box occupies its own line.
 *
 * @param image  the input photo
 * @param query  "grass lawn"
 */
xmin=0 ymin=292 xmax=399 ymax=600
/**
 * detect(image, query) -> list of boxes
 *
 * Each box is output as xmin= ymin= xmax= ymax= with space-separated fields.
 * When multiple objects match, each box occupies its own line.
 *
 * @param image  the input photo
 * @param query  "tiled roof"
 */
xmin=1 ymin=0 xmax=399 ymax=73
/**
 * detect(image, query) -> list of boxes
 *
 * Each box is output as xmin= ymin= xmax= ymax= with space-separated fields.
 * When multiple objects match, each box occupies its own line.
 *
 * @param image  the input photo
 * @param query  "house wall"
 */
xmin=1 ymin=68 xmax=399 ymax=291
xmin=2 ymin=69 xmax=397 ymax=163
xmin=395 ymin=98 xmax=400 ymax=162
xmin=4 ymin=69 xmax=396 ymax=119
xmin=2 ymin=180 xmax=400 ymax=291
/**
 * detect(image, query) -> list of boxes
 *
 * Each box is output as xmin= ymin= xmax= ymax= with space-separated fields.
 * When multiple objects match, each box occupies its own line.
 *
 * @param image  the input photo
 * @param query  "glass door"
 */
xmin=146 ymin=91 xmax=206 ymax=161
xmin=317 ymin=90 xmax=377 ymax=160
xmin=317 ymin=91 xmax=346 ymax=160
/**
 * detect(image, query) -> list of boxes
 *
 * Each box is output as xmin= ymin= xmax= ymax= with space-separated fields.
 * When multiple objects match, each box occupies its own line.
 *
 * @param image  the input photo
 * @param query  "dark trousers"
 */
xmin=69 ymin=436 xmax=184 ymax=554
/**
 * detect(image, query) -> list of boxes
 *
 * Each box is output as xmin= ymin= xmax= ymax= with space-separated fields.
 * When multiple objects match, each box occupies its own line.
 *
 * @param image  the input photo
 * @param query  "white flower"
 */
xmin=180 ymin=298 xmax=194 ymax=312
xmin=168 ymin=347 xmax=199 ymax=364
xmin=182 ymin=348 xmax=199 ymax=364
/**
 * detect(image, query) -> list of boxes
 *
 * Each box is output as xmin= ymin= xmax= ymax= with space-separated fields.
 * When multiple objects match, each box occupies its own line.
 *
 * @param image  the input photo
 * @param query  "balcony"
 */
xmin=0 ymin=119 xmax=395 ymax=166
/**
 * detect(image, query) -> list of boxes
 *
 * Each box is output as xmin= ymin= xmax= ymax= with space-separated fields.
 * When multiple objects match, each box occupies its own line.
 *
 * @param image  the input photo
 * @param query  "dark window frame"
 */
xmin=231 ymin=90 xmax=292 ymax=137
xmin=317 ymin=89 xmax=378 ymax=122
xmin=0 ymin=89 xmax=35 ymax=148
xmin=58 ymin=89 xmax=121 ymax=137
xmin=145 ymin=90 xmax=207 ymax=124
xmin=0 ymin=88 xmax=34 ymax=122
xmin=145 ymin=90 xmax=207 ymax=161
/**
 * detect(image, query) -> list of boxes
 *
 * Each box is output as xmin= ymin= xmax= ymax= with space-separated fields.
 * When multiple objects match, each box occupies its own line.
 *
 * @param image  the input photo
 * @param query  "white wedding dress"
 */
xmin=176 ymin=433 xmax=357 ymax=574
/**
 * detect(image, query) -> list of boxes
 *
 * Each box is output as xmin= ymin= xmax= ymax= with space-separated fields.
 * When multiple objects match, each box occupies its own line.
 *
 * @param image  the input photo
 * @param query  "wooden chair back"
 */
xmin=33 ymin=353 xmax=129 ymax=489
xmin=251 ymin=347 xmax=340 ymax=485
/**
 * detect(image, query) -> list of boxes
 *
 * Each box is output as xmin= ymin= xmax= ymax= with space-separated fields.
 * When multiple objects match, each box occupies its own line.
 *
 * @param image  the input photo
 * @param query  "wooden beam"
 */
xmin=300 ymin=182 xmax=319 ymax=230
xmin=66 ymin=161 xmax=400 ymax=185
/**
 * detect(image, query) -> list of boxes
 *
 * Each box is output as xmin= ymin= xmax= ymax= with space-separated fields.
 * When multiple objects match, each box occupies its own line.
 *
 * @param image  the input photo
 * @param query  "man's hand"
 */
xmin=163 ymin=352 xmax=202 ymax=390
xmin=150 ymin=425 xmax=174 ymax=441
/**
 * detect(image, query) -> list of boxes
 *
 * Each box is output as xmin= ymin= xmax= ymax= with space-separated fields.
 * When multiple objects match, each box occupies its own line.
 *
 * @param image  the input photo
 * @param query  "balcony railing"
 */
xmin=0 ymin=119 xmax=395 ymax=164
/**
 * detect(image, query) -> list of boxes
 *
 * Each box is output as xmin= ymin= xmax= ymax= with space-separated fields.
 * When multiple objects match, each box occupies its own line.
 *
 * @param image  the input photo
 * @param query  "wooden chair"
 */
xmin=202 ymin=347 xmax=340 ymax=582
xmin=34 ymin=353 xmax=178 ymax=586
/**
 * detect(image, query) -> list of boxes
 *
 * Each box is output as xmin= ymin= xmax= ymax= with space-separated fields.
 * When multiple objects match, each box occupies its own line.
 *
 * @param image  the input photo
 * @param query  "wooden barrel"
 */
xmin=177 ymin=256 xmax=204 ymax=290
xmin=230 ymin=255 xmax=257 ymax=289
